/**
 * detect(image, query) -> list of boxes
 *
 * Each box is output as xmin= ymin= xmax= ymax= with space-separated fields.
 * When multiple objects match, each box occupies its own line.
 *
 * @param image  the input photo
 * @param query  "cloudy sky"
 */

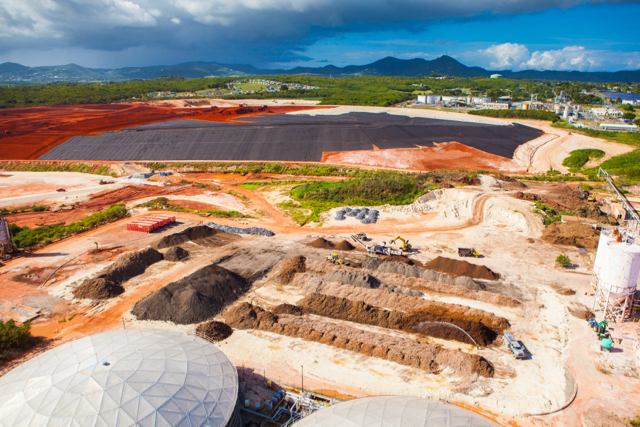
xmin=1 ymin=0 xmax=639 ymax=71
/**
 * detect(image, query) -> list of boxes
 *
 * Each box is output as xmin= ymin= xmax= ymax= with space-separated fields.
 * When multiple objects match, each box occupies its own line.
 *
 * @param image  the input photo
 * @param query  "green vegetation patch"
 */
xmin=237 ymin=83 xmax=266 ymax=91
xmin=469 ymin=109 xmax=559 ymax=121
xmin=594 ymin=150 xmax=640 ymax=181
xmin=143 ymin=162 xmax=375 ymax=178
xmin=1 ymin=205 xmax=49 ymax=215
xmin=0 ymin=320 xmax=37 ymax=360
xmin=0 ymin=161 xmax=112 ymax=176
xmin=137 ymin=197 xmax=253 ymax=219
xmin=281 ymin=171 xmax=436 ymax=226
xmin=562 ymin=149 xmax=605 ymax=169
xmin=238 ymin=180 xmax=310 ymax=190
xmin=10 ymin=204 xmax=127 ymax=248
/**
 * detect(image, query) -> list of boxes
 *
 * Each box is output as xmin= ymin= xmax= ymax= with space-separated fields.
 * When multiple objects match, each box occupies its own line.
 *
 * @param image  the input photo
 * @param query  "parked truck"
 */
xmin=502 ymin=332 xmax=526 ymax=359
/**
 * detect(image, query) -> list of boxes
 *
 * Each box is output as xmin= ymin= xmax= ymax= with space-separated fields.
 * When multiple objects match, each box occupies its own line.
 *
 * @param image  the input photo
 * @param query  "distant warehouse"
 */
xmin=599 ymin=123 xmax=638 ymax=131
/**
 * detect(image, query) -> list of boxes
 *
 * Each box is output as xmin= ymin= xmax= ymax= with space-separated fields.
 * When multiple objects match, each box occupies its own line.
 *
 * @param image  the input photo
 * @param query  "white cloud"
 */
xmin=457 ymin=43 xmax=640 ymax=71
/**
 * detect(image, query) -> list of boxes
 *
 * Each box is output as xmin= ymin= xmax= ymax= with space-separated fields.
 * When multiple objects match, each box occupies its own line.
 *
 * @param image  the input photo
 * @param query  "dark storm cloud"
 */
xmin=0 ymin=0 xmax=637 ymax=64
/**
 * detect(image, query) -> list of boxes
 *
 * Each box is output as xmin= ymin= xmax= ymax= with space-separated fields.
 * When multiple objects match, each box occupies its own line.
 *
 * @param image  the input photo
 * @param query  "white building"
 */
xmin=591 ymin=107 xmax=623 ymax=117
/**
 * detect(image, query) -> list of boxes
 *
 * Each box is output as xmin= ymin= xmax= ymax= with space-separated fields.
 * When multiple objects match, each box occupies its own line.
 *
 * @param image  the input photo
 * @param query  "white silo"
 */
xmin=427 ymin=95 xmax=441 ymax=104
xmin=473 ymin=97 xmax=484 ymax=104
xmin=417 ymin=95 xmax=427 ymax=103
xmin=554 ymin=104 xmax=562 ymax=115
xmin=591 ymin=229 xmax=640 ymax=321
xmin=442 ymin=96 xmax=458 ymax=103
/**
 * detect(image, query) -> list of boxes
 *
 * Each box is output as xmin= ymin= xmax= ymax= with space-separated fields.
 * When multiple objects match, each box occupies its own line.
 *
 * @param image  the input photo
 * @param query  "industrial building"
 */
xmin=0 ymin=329 xmax=240 ymax=427
xmin=292 ymin=396 xmax=497 ymax=426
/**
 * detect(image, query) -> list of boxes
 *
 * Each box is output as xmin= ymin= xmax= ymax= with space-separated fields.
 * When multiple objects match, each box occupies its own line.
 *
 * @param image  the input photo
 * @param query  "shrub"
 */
xmin=555 ymin=254 xmax=571 ymax=267
xmin=0 ymin=320 xmax=34 ymax=354
xmin=562 ymin=149 xmax=605 ymax=169
xmin=622 ymin=112 xmax=636 ymax=120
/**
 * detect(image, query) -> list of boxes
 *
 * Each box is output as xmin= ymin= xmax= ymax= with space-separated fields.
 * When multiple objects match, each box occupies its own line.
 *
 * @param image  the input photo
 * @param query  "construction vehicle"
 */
xmin=502 ymin=332 xmax=526 ymax=359
xmin=578 ymin=185 xmax=596 ymax=202
xmin=458 ymin=247 xmax=480 ymax=258
xmin=355 ymin=233 xmax=367 ymax=241
xmin=390 ymin=236 xmax=412 ymax=252
xmin=351 ymin=235 xmax=402 ymax=256
xmin=326 ymin=253 xmax=342 ymax=265
xmin=600 ymin=337 xmax=613 ymax=352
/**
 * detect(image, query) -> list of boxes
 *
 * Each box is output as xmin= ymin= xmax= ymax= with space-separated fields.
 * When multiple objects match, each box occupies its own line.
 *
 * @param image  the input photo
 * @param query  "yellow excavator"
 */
xmin=390 ymin=236 xmax=412 ymax=252
xmin=326 ymin=253 xmax=342 ymax=265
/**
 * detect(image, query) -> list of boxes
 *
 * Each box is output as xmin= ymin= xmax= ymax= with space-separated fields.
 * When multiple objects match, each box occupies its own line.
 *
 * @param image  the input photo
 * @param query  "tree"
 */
xmin=622 ymin=112 xmax=636 ymax=120
xmin=281 ymin=85 xmax=288 ymax=91
xmin=621 ymin=103 xmax=635 ymax=112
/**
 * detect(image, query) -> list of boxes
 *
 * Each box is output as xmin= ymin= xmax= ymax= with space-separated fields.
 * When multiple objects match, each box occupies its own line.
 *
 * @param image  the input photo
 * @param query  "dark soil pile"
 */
xmin=164 ymin=246 xmax=189 ymax=262
xmin=568 ymin=302 xmax=594 ymax=320
xmin=196 ymin=321 xmax=234 ymax=341
xmin=307 ymin=238 xmax=355 ymax=251
xmin=296 ymin=293 xmax=498 ymax=346
xmin=73 ymin=248 xmax=163 ymax=300
xmin=381 ymin=255 xmax=423 ymax=267
xmin=424 ymin=257 xmax=499 ymax=281
xmin=131 ymin=264 xmax=249 ymax=324
xmin=541 ymin=221 xmax=600 ymax=249
xmin=154 ymin=225 xmax=239 ymax=249
xmin=225 ymin=302 xmax=494 ymax=377
xmin=277 ymin=256 xmax=306 ymax=285
xmin=322 ymin=270 xmax=381 ymax=289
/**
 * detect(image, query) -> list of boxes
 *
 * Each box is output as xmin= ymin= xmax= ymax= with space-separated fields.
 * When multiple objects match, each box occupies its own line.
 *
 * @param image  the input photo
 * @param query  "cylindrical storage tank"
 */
xmin=522 ymin=103 xmax=530 ymax=110
xmin=417 ymin=95 xmax=427 ymax=103
xmin=599 ymin=242 xmax=640 ymax=294
xmin=593 ymin=231 xmax=616 ymax=277
xmin=554 ymin=104 xmax=562 ymax=114
xmin=442 ymin=96 xmax=458 ymax=103
xmin=427 ymin=95 xmax=441 ymax=103
xmin=563 ymin=108 xmax=569 ymax=120
xmin=472 ymin=97 xmax=484 ymax=104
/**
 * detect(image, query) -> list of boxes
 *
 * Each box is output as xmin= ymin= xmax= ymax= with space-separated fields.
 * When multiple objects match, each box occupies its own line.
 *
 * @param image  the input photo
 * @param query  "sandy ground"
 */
xmin=152 ymin=98 xmax=321 ymax=108
xmin=0 ymin=172 xmax=114 ymax=207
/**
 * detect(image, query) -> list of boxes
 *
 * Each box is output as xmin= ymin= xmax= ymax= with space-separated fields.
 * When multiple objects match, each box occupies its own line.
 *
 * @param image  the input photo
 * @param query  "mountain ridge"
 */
xmin=1 ymin=56 xmax=639 ymax=83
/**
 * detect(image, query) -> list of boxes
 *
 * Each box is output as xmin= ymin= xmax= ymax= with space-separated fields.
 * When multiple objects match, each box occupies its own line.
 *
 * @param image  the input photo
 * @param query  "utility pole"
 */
xmin=301 ymin=365 xmax=304 ymax=394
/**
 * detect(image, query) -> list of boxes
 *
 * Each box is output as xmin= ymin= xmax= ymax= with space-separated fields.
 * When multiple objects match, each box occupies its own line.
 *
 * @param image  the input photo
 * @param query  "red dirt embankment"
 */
xmin=0 ymin=104 xmax=319 ymax=160
xmin=321 ymin=141 xmax=523 ymax=173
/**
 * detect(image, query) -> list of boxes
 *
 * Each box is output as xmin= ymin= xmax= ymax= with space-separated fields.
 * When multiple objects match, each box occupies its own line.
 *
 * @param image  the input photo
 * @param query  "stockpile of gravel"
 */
xmin=334 ymin=207 xmax=379 ymax=224
xmin=204 ymin=222 xmax=275 ymax=237
xmin=131 ymin=264 xmax=250 ymax=324
xmin=164 ymin=246 xmax=189 ymax=262
xmin=154 ymin=225 xmax=239 ymax=249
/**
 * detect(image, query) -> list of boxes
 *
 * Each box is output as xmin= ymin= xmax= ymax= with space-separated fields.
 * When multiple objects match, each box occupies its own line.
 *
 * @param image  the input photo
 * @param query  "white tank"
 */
xmin=442 ymin=96 xmax=458 ymax=103
xmin=562 ymin=108 xmax=569 ymax=120
xmin=472 ymin=97 xmax=484 ymax=104
xmin=521 ymin=103 xmax=530 ymax=110
xmin=554 ymin=104 xmax=562 ymax=115
xmin=594 ymin=231 xmax=640 ymax=294
xmin=427 ymin=95 xmax=440 ymax=104
xmin=417 ymin=95 xmax=427 ymax=103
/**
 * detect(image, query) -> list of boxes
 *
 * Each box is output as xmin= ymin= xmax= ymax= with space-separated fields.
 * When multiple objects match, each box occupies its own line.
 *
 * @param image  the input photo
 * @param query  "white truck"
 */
xmin=502 ymin=332 xmax=526 ymax=359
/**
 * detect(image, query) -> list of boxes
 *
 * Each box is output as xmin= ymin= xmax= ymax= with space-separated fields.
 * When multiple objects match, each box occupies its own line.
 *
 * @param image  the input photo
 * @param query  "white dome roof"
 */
xmin=293 ymin=396 xmax=498 ymax=427
xmin=0 ymin=329 xmax=238 ymax=427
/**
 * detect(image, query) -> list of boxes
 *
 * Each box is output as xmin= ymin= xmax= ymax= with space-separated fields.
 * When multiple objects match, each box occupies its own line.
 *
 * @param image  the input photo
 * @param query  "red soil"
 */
xmin=167 ymin=199 xmax=226 ymax=211
xmin=321 ymin=141 xmax=523 ymax=173
xmin=0 ymin=104 xmax=319 ymax=160
xmin=3 ymin=185 xmax=209 ymax=227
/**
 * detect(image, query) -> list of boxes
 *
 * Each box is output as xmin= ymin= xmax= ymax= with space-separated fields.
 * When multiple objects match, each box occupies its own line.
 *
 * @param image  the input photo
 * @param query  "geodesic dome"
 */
xmin=292 ymin=396 xmax=498 ymax=427
xmin=0 ymin=329 xmax=239 ymax=427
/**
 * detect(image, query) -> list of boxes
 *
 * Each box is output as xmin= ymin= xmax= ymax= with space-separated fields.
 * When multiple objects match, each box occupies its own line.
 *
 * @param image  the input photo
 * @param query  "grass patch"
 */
xmin=1 ymin=204 xmax=49 ymax=215
xmin=237 ymin=83 xmax=266 ymax=91
xmin=533 ymin=201 xmax=570 ymax=225
xmin=280 ymin=171 xmax=435 ymax=226
xmin=562 ymin=149 xmax=605 ymax=170
xmin=143 ymin=162 xmax=375 ymax=178
xmin=593 ymin=149 xmax=640 ymax=182
xmin=469 ymin=109 xmax=559 ymax=121
xmin=137 ymin=197 xmax=253 ymax=219
xmin=0 ymin=161 xmax=114 ymax=176
xmin=10 ymin=204 xmax=127 ymax=249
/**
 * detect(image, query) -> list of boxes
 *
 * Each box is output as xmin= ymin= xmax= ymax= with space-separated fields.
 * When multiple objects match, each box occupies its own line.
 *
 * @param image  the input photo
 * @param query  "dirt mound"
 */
xmin=277 ymin=256 xmax=306 ymax=285
xmin=164 ymin=246 xmax=189 ymax=262
xmin=295 ymin=275 xmax=509 ymax=331
xmin=424 ymin=257 xmax=499 ymax=281
xmin=131 ymin=264 xmax=249 ymax=324
xmin=322 ymin=270 xmax=381 ymax=289
xmin=217 ymin=248 xmax=287 ymax=282
xmin=296 ymin=293 xmax=498 ymax=346
xmin=568 ymin=302 xmax=594 ymax=320
xmin=196 ymin=321 xmax=234 ymax=341
xmin=307 ymin=238 xmax=355 ymax=251
xmin=541 ymin=221 xmax=600 ymax=249
xmin=73 ymin=248 xmax=163 ymax=300
xmin=365 ymin=260 xmax=483 ymax=291
xmin=154 ymin=226 xmax=239 ymax=249
xmin=225 ymin=303 xmax=494 ymax=377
